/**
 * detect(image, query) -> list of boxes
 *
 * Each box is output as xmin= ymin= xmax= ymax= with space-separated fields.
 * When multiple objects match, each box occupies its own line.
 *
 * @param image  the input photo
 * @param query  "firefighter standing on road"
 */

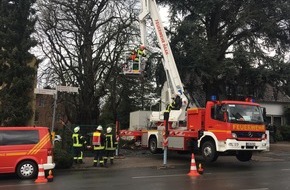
xmin=72 ymin=126 xmax=86 ymax=164
xmin=92 ymin=125 xmax=105 ymax=167
xmin=104 ymin=127 xmax=116 ymax=167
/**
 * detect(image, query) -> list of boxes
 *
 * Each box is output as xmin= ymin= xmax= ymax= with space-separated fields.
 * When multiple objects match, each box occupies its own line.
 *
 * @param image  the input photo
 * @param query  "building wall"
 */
xmin=34 ymin=94 xmax=67 ymax=132
xmin=259 ymin=102 xmax=288 ymax=126
xmin=34 ymin=94 xmax=54 ymax=128
xmin=259 ymin=103 xmax=284 ymax=115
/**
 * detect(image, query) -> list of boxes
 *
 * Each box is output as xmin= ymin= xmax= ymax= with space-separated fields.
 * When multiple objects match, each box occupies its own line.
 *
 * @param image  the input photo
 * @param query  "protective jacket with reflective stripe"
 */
xmin=93 ymin=131 xmax=105 ymax=150
xmin=72 ymin=133 xmax=83 ymax=147
xmin=105 ymin=133 xmax=116 ymax=150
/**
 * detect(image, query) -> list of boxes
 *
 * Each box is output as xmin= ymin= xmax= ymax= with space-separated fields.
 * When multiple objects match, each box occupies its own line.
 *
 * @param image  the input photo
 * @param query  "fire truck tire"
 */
xmin=149 ymin=137 xmax=160 ymax=154
xmin=201 ymin=141 xmax=218 ymax=162
xmin=16 ymin=160 xmax=38 ymax=179
xmin=236 ymin=151 xmax=252 ymax=162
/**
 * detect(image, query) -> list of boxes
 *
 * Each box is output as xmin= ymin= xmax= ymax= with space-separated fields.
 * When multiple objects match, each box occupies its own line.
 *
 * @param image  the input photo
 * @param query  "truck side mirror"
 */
xmin=213 ymin=105 xmax=217 ymax=119
xmin=261 ymin=107 xmax=267 ymax=123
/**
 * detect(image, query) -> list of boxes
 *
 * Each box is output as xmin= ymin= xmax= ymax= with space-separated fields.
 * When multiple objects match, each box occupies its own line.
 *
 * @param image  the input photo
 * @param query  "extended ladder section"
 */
xmin=139 ymin=0 xmax=192 ymax=122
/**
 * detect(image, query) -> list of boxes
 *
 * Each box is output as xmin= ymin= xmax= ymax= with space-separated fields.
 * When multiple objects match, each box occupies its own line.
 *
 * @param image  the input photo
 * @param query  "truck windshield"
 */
xmin=227 ymin=104 xmax=264 ymax=124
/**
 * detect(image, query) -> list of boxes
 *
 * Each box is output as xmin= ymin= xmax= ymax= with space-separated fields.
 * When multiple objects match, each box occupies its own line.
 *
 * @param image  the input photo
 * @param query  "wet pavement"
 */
xmin=0 ymin=142 xmax=289 ymax=190
xmin=72 ymin=141 xmax=290 ymax=170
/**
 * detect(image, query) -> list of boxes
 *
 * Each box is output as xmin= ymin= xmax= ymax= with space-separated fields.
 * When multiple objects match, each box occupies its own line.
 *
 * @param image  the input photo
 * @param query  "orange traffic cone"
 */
xmin=187 ymin=153 xmax=200 ymax=177
xmin=197 ymin=163 xmax=204 ymax=174
xmin=35 ymin=160 xmax=48 ymax=183
xmin=47 ymin=170 xmax=54 ymax=182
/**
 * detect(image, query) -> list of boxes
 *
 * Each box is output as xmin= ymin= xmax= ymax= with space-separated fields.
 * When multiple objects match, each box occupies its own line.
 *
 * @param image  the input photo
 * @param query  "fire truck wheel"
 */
xmin=16 ymin=160 xmax=38 ymax=179
xmin=201 ymin=141 xmax=218 ymax=162
xmin=236 ymin=151 xmax=252 ymax=162
xmin=149 ymin=137 xmax=159 ymax=154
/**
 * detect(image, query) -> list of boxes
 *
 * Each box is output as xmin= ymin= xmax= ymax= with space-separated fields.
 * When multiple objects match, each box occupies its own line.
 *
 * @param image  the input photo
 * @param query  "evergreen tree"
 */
xmin=0 ymin=0 xmax=37 ymax=126
xmin=158 ymin=0 xmax=290 ymax=104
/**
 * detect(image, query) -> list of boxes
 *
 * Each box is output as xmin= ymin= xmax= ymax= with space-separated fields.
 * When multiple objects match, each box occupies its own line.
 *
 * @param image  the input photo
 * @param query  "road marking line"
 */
xmin=132 ymin=174 xmax=186 ymax=179
xmin=281 ymin=168 xmax=290 ymax=171
xmin=241 ymin=188 xmax=269 ymax=190
xmin=0 ymin=184 xmax=45 ymax=188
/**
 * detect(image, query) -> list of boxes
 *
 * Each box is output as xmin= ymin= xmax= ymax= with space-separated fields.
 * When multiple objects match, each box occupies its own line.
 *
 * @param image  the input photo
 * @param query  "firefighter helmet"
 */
xmin=74 ymin=126 xmax=80 ymax=133
xmin=106 ymin=127 xmax=112 ymax=133
xmin=97 ymin=125 xmax=103 ymax=131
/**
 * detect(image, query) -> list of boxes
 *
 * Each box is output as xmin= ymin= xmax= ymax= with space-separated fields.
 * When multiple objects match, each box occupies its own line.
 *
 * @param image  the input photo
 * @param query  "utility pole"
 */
xmin=163 ymin=111 xmax=169 ymax=166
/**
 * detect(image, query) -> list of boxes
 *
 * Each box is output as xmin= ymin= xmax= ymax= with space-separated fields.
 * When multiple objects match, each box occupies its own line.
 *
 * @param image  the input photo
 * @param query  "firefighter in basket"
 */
xmin=124 ymin=45 xmax=147 ymax=73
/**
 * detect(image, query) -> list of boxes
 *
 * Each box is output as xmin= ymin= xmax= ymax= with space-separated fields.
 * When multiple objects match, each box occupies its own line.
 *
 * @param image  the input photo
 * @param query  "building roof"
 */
xmin=258 ymin=84 xmax=290 ymax=103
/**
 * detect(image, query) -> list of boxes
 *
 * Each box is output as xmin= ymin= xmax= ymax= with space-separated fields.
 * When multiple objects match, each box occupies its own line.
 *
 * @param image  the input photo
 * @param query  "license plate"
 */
xmin=246 ymin=143 xmax=255 ymax=146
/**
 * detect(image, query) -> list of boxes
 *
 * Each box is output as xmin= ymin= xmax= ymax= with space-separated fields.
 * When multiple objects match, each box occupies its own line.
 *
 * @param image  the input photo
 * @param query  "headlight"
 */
xmin=232 ymin=133 xmax=237 ymax=138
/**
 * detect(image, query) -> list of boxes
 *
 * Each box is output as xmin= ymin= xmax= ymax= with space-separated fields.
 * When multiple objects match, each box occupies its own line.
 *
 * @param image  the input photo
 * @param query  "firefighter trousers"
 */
xmin=104 ymin=149 xmax=115 ymax=165
xmin=73 ymin=146 xmax=83 ymax=164
xmin=93 ymin=148 xmax=104 ymax=167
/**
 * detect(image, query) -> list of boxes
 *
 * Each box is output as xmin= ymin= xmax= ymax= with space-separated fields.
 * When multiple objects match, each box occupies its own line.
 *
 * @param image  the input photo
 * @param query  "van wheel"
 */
xmin=201 ymin=141 xmax=218 ymax=162
xmin=16 ymin=161 xmax=38 ymax=179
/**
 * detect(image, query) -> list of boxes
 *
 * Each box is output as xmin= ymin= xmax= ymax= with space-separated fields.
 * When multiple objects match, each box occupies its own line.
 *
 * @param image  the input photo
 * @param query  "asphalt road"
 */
xmin=0 ymin=142 xmax=289 ymax=190
xmin=76 ymin=141 xmax=290 ymax=169
xmin=1 ymin=158 xmax=290 ymax=190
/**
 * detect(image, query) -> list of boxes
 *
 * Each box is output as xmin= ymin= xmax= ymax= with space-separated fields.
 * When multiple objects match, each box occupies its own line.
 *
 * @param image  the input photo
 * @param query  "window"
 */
xmin=265 ymin=116 xmax=271 ymax=124
xmin=211 ymin=104 xmax=227 ymax=121
xmin=38 ymin=97 xmax=46 ymax=107
xmin=273 ymin=117 xmax=282 ymax=126
xmin=211 ymin=103 xmax=264 ymax=123
xmin=0 ymin=130 xmax=39 ymax=145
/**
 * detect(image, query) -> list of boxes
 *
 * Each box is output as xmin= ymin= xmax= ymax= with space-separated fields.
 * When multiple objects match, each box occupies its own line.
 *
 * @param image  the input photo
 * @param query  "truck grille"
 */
xmin=234 ymin=131 xmax=264 ymax=138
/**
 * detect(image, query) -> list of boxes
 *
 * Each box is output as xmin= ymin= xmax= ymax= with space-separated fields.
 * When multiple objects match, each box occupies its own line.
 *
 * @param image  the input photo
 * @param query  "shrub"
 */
xmin=274 ymin=130 xmax=283 ymax=142
xmin=53 ymin=143 xmax=73 ymax=169
xmin=278 ymin=125 xmax=290 ymax=141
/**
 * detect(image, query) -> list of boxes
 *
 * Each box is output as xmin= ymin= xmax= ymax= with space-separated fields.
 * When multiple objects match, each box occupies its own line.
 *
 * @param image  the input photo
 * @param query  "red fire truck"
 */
xmin=120 ymin=98 xmax=268 ymax=162
xmin=119 ymin=0 xmax=268 ymax=162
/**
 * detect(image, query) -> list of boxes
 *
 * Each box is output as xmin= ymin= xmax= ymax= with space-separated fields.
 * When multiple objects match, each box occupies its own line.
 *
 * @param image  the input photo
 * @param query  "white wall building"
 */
xmin=257 ymin=84 xmax=290 ymax=126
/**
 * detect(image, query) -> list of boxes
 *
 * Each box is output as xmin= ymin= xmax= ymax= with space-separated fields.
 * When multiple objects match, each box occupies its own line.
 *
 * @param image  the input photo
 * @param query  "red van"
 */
xmin=0 ymin=126 xmax=55 ymax=179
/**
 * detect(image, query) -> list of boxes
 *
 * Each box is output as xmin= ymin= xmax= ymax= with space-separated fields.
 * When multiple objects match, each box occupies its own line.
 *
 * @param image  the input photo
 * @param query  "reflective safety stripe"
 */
xmin=94 ymin=146 xmax=104 ymax=150
xmin=28 ymin=133 xmax=50 ymax=154
xmin=105 ymin=134 xmax=115 ymax=150
xmin=72 ymin=133 xmax=82 ymax=147
xmin=77 ymin=151 xmax=83 ymax=160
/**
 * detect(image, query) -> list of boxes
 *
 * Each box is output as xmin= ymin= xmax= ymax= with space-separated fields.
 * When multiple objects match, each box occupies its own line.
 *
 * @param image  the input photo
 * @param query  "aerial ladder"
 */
xmin=139 ymin=0 xmax=196 ymax=125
